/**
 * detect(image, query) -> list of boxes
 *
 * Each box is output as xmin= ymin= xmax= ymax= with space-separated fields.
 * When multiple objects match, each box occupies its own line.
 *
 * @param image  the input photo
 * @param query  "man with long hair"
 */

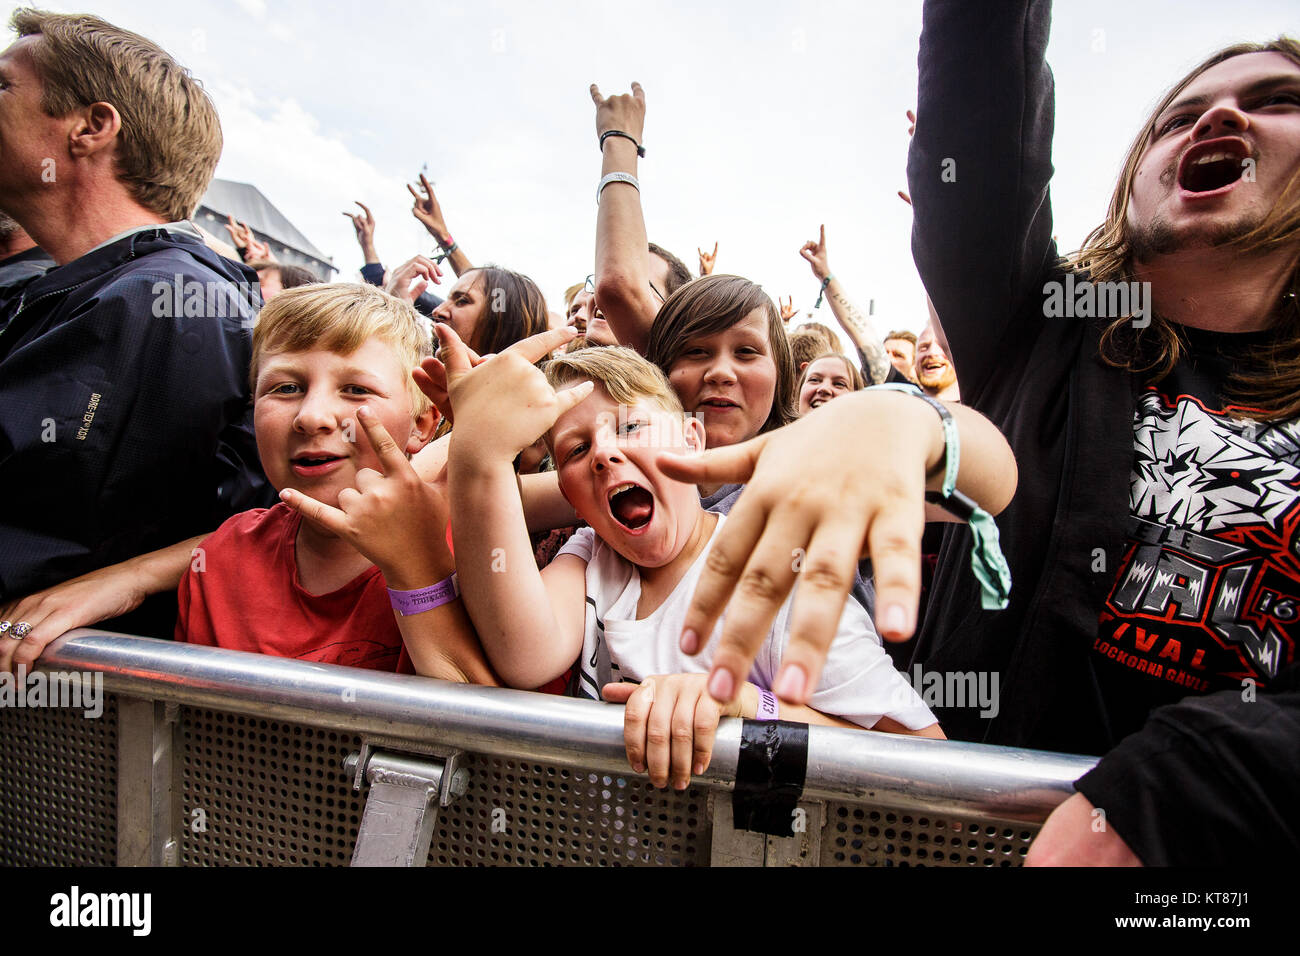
xmin=664 ymin=0 xmax=1299 ymax=865
xmin=907 ymin=2 xmax=1300 ymax=864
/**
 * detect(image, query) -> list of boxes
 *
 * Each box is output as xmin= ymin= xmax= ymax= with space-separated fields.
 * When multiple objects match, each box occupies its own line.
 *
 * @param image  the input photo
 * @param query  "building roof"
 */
xmin=197 ymin=178 xmax=333 ymax=268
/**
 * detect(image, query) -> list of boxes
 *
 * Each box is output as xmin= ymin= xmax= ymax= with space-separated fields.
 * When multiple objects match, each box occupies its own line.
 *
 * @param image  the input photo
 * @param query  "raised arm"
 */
xmin=444 ymin=326 xmax=590 ymax=688
xmin=343 ymin=201 xmax=381 ymax=268
xmin=799 ymin=224 xmax=892 ymax=384
xmin=908 ymin=0 xmax=1058 ymax=398
xmin=409 ymin=174 xmax=473 ymax=278
xmin=590 ymin=82 xmax=658 ymax=355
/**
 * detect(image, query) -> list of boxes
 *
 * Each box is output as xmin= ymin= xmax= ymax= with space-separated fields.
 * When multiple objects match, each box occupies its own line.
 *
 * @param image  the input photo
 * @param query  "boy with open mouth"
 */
xmin=445 ymin=328 xmax=947 ymax=790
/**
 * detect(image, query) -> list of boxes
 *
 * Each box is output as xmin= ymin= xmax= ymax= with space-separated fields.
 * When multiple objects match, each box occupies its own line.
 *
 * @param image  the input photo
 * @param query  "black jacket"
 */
xmin=0 ymin=226 xmax=273 ymax=633
xmin=908 ymin=0 xmax=1298 ymax=863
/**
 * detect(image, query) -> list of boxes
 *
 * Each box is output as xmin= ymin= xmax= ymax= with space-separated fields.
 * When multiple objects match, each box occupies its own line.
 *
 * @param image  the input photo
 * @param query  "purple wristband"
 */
xmin=388 ymin=573 xmax=459 ymax=616
xmin=755 ymin=689 xmax=779 ymax=721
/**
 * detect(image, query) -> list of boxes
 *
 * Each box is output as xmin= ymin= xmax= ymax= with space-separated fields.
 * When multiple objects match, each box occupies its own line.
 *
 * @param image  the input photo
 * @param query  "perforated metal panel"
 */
xmin=0 ymin=694 xmax=118 ymax=866
xmin=431 ymin=754 xmax=711 ymax=866
xmin=178 ymin=707 xmax=365 ymax=865
xmin=820 ymin=803 xmax=1037 ymax=866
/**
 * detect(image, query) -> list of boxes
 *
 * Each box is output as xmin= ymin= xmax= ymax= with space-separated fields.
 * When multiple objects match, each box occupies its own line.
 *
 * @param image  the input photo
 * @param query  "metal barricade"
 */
xmin=0 ymin=630 xmax=1096 ymax=867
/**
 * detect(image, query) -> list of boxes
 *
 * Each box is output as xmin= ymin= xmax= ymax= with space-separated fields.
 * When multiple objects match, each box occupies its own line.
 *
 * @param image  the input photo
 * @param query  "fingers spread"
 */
xmin=706 ymin=503 xmax=813 ymax=704
xmin=778 ymin=512 xmax=869 ymax=703
xmin=865 ymin=494 xmax=925 ymax=643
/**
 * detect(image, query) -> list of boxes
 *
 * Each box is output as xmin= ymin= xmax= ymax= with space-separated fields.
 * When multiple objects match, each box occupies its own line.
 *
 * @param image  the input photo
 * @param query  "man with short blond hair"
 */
xmin=0 ymin=9 xmax=269 ymax=641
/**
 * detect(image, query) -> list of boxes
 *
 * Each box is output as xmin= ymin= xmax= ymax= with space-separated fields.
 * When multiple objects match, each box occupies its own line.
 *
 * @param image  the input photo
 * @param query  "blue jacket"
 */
xmin=0 ymin=226 xmax=273 ymax=628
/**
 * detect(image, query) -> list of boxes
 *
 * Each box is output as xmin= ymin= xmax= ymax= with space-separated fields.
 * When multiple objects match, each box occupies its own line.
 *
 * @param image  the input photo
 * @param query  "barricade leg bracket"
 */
xmin=345 ymin=745 xmax=467 ymax=867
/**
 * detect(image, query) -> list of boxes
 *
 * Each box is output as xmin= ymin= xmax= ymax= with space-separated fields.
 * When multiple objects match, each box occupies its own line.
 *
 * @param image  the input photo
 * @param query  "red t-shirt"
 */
xmin=176 ymin=504 xmax=408 ymax=671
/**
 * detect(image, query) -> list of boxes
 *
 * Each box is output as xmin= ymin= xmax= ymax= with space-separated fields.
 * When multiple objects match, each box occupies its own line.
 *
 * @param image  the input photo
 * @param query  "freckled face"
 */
xmin=551 ymin=386 xmax=705 ymax=567
xmin=254 ymin=339 xmax=430 ymax=508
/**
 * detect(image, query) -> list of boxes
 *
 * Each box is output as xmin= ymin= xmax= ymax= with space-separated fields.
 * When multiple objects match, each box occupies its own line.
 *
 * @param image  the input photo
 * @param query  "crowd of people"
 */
xmin=0 ymin=2 xmax=1297 ymax=867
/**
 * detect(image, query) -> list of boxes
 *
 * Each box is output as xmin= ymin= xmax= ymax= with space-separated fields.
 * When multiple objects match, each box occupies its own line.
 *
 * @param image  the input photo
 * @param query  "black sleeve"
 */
xmin=1074 ymin=663 xmax=1300 ymax=865
xmin=908 ymin=0 xmax=1059 ymax=400
xmin=413 ymin=290 xmax=444 ymax=316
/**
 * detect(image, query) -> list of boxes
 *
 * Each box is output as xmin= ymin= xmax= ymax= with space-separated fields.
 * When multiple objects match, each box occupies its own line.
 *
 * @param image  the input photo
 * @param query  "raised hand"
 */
xmin=799 ymin=224 xmax=831 ymax=281
xmin=279 ymin=406 xmax=449 ymax=589
xmin=408 ymin=173 xmax=450 ymax=243
xmin=343 ymin=201 xmax=377 ymax=257
xmin=590 ymin=81 xmax=646 ymax=143
xmin=412 ymin=339 xmax=486 ymax=427
xmin=779 ymin=296 xmax=797 ymax=323
xmin=441 ymin=323 xmax=589 ymax=464
xmin=655 ymin=389 xmax=949 ymax=709
xmin=698 ymin=242 xmax=718 ymax=277
xmin=603 ymin=674 xmax=746 ymax=789
xmin=226 ymin=215 xmax=273 ymax=261
xmin=384 ymin=254 xmax=443 ymax=303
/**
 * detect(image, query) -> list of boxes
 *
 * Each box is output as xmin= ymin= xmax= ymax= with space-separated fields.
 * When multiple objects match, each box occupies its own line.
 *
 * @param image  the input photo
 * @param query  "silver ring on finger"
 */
xmin=10 ymin=621 xmax=32 ymax=640
xmin=0 ymin=620 xmax=13 ymax=638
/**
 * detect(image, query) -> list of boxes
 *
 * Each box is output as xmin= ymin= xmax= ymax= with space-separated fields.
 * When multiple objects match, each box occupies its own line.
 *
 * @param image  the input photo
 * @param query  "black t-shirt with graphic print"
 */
xmin=1094 ymin=325 xmax=1300 ymax=741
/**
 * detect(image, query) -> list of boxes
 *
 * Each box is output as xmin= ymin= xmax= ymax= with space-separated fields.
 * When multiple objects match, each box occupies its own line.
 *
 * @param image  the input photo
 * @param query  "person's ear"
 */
xmin=406 ymin=404 xmax=439 ymax=454
xmin=683 ymin=415 xmax=706 ymax=453
xmin=68 ymin=102 xmax=122 ymax=159
xmin=798 ymin=361 xmax=808 ymax=373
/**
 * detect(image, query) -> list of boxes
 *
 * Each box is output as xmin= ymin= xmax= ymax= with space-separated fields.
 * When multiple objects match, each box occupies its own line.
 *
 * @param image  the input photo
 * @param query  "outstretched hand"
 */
xmin=590 ymin=82 xmax=646 ymax=142
xmin=698 ymin=242 xmax=718 ymax=276
xmin=799 ymin=224 xmax=830 ymax=280
xmin=655 ymin=388 xmax=944 ymax=709
xmin=226 ymin=215 xmax=273 ymax=261
xmin=278 ymin=407 xmax=448 ymax=589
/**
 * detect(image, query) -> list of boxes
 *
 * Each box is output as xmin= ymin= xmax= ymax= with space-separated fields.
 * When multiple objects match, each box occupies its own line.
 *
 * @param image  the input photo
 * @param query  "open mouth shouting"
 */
xmin=608 ymin=481 xmax=655 ymax=533
xmin=1177 ymin=137 xmax=1253 ymax=198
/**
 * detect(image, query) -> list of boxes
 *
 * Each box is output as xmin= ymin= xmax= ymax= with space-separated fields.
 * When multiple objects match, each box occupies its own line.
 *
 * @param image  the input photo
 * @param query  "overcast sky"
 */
xmin=5 ymin=1 xmax=1299 ymax=344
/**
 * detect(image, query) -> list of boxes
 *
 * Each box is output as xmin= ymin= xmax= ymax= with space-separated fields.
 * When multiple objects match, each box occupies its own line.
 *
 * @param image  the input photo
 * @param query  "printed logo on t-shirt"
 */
xmin=1096 ymin=388 xmax=1300 ymax=694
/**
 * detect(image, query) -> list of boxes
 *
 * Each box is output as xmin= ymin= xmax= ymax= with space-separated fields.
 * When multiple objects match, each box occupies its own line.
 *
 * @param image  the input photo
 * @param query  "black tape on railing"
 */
xmin=732 ymin=720 xmax=808 ymax=836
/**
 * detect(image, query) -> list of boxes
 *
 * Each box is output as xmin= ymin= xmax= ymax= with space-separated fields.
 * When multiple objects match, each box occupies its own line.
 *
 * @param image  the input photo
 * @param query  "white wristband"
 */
xmin=597 ymin=172 xmax=640 ymax=204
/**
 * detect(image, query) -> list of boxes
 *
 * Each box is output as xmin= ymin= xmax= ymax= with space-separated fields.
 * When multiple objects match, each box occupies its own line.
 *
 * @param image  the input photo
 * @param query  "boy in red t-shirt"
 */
xmin=177 ymin=283 xmax=496 ymax=684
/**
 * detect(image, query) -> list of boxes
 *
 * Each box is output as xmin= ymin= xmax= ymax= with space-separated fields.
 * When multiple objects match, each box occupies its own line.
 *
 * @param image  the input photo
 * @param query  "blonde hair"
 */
xmin=798 ymin=352 xmax=865 ymax=393
xmin=251 ymin=283 xmax=434 ymax=417
xmin=12 ymin=8 xmax=223 ymax=223
xmin=544 ymin=347 xmax=684 ymax=448
xmin=1074 ymin=37 xmax=1300 ymax=421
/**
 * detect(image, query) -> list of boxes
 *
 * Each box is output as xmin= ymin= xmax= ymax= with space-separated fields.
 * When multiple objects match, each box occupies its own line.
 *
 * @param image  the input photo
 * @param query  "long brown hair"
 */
xmin=1073 ymin=37 xmax=1300 ymax=421
xmin=460 ymin=265 xmax=549 ymax=356
xmin=645 ymin=274 xmax=797 ymax=434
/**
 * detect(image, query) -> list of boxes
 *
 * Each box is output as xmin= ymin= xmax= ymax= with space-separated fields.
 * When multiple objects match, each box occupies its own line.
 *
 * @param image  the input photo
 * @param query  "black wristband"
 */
xmin=599 ymin=129 xmax=645 ymax=158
